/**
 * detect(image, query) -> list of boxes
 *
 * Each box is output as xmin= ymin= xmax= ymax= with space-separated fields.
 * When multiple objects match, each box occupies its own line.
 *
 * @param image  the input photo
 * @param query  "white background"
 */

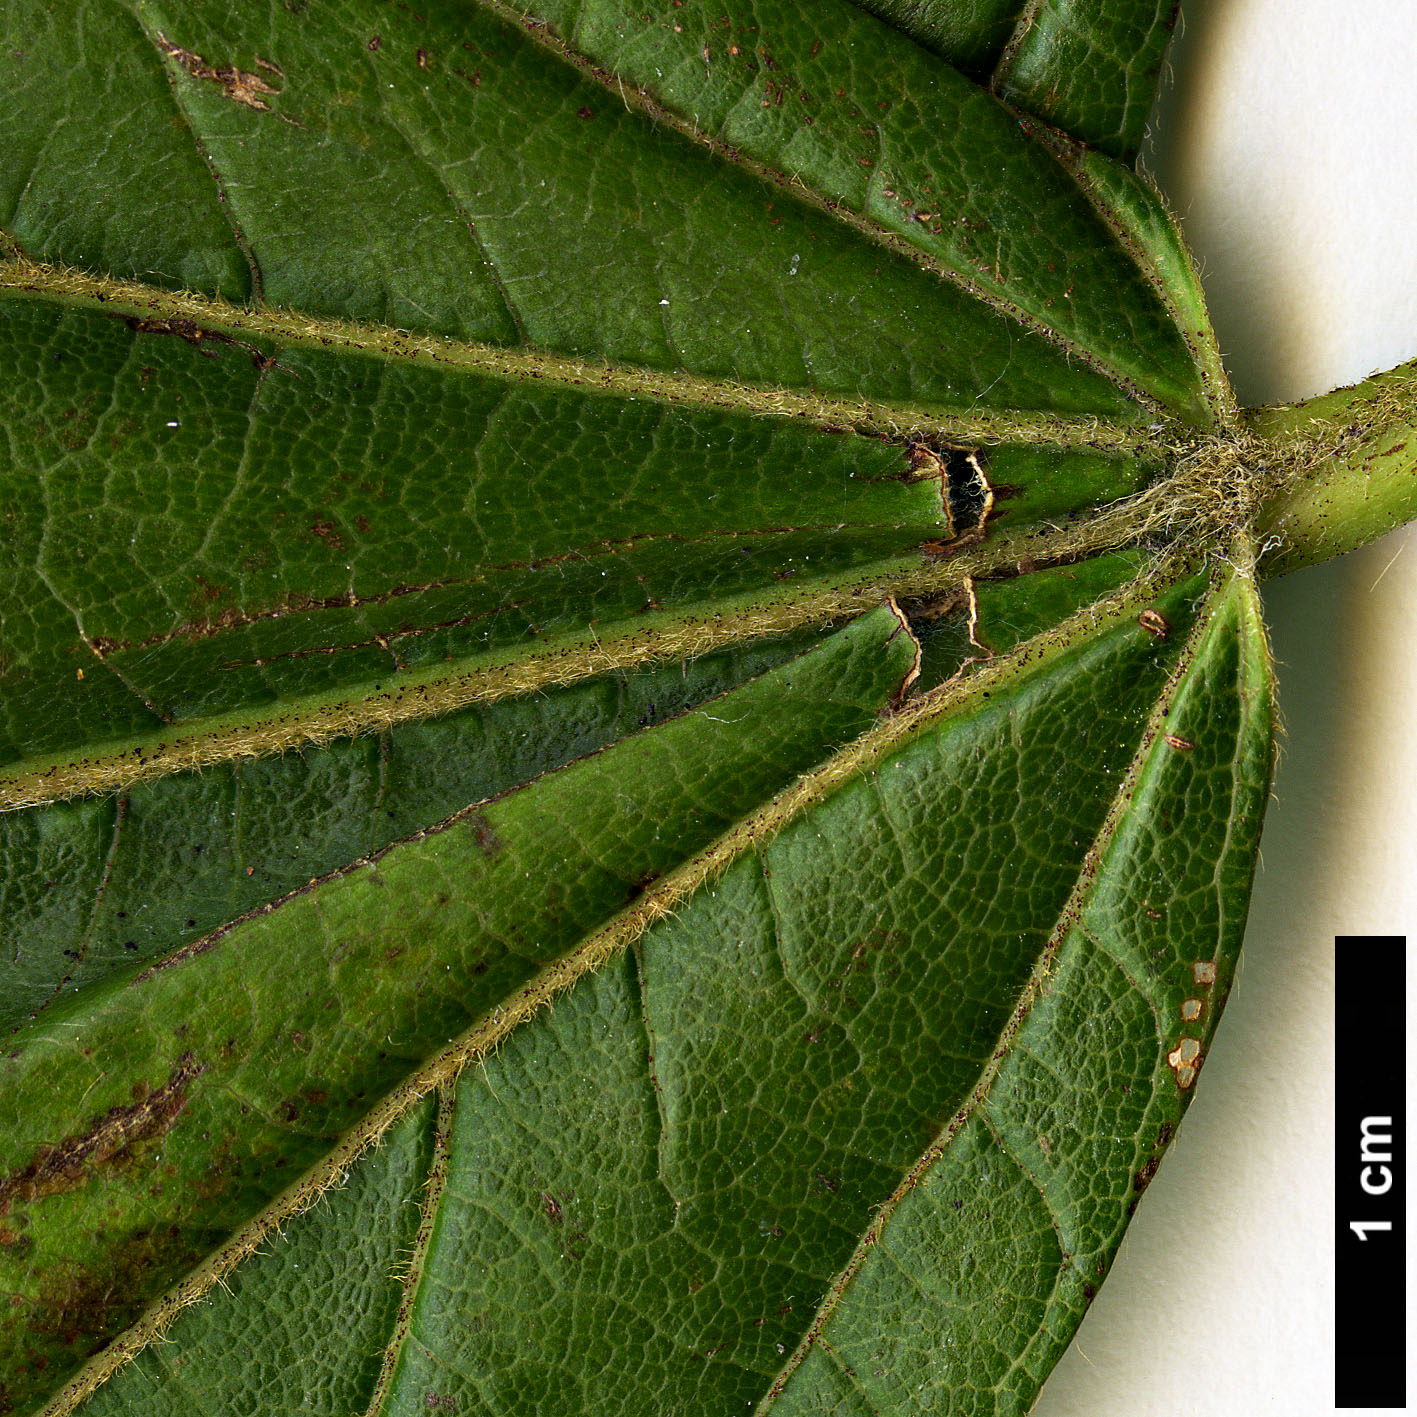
xmin=1032 ymin=2 xmax=1417 ymax=1414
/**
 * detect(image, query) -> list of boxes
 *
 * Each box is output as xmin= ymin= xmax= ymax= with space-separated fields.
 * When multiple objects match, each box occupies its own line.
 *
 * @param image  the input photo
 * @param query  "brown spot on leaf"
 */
xmin=0 ymin=1056 xmax=203 ymax=1214
xmin=468 ymin=813 xmax=502 ymax=857
xmin=155 ymin=31 xmax=280 ymax=110
xmin=190 ymin=575 xmax=229 ymax=608
xmin=30 ymin=1226 xmax=197 ymax=1356
xmin=1137 ymin=608 xmax=1170 ymax=638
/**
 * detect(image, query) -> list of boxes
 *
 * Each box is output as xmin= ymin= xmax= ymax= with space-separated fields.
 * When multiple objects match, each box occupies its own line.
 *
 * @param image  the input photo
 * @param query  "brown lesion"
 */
xmin=25 ymin=1225 xmax=201 ymax=1368
xmin=0 ymin=1055 xmax=204 ymax=1213
xmin=122 ymin=315 xmax=276 ymax=371
xmin=308 ymin=517 xmax=348 ymax=551
xmin=1129 ymin=1121 xmax=1177 ymax=1207
xmin=467 ymin=813 xmax=503 ymax=858
xmin=154 ymin=31 xmax=280 ymax=111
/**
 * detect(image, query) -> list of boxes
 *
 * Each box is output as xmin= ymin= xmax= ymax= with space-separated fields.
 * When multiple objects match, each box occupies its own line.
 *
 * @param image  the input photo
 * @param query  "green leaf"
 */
xmin=0 ymin=2 xmax=1412 ymax=1414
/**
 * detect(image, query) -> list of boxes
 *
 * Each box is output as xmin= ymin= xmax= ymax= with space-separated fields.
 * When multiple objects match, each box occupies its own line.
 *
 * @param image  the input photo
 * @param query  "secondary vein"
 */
xmin=471 ymin=0 xmax=1164 ymax=412
xmin=363 ymin=1086 xmax=458 ymax=1417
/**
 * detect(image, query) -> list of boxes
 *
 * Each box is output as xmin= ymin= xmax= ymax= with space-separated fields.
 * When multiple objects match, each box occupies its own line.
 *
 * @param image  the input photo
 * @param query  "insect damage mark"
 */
xmin=0 ymin=1055 xmax=204 ymax=1213
xmin=883 ymin=596 xmax=921 ymax=706
xmin=953 ymin=451 xmax=993 ymax=533
xmin=155 ymin=31 xmax=281 ymax=110
xmin=902 ymin=441 xmax=954 ymax=538
xmin=1166 ymin=1036 xmax=1201 ymax=1090
xmin=1137 ymin=607 xmax=1170 ymax=638
xmin=122 ymin=315 xmax=277 ymax=370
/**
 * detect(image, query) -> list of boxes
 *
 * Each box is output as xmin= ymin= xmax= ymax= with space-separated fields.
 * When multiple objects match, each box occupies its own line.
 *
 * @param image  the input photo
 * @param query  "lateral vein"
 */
xmin=129 ymin=4 xmax=266 ymax=299
xmin=362 ymin=1086 xmax=457 ymax=1417
xmin=471 ymin=0 xmax=1165 ymax=412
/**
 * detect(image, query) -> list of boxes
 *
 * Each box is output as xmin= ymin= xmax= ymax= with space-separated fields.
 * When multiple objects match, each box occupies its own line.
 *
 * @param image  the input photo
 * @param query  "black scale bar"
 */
xmin=1335 ymin=935 xmax=1406 ymax=1409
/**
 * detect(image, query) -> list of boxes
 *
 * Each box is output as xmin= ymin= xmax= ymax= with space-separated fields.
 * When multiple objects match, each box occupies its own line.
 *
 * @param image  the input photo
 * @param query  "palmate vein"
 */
xmin=747 ymin=572 xmax=1221 ymax=1407
xmin=0 ymin=256 xmax=1153 ymax=454
xmin=28 ymin=570 xmax=1182 ymax=1415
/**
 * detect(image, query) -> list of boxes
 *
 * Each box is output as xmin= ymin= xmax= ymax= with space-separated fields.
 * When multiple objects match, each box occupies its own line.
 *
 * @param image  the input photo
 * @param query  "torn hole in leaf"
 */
xmin=903 ymin=441 xmax=993 ymax=543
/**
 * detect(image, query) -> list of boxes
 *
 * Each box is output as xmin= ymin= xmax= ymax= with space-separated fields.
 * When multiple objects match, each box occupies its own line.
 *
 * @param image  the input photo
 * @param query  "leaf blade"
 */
xmin=993 ymin=0 xmax=1182 ymax=162
xmin=28 ymin=564 xmax=1275 ymax=1417
xmin=0 ymin=2 xmax=1312 ymax=1413
xmin=0 ymin=608 xmax=918 ymax=1401
xmin=764 ymin=564 xmax=1273 ymax=1413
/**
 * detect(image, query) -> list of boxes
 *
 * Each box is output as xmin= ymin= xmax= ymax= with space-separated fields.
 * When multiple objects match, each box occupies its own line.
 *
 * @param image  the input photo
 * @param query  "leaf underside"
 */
xmin=0 ymin=2 xmax=1277 ymax=1414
